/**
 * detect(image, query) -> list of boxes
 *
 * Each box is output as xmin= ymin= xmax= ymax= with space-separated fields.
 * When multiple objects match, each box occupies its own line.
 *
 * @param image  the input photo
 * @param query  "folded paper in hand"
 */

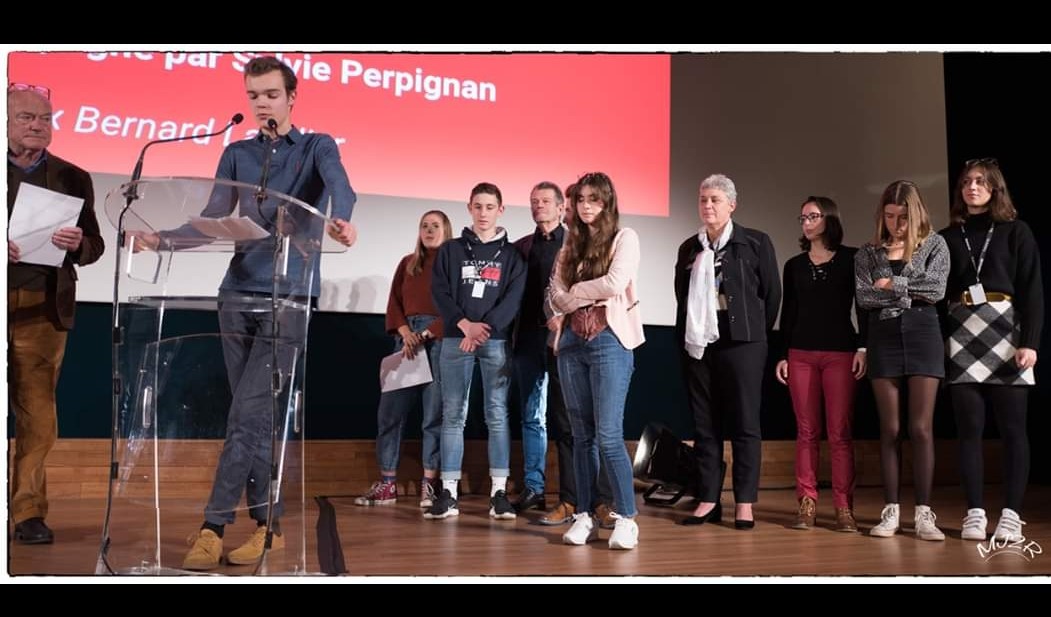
xmin=8 ymin=183 xmax=85 ymax=266
xmin=189 ymin=216 xmax=270 ymax=241
xmin=379 ymin=349 xmax=433 ymax=392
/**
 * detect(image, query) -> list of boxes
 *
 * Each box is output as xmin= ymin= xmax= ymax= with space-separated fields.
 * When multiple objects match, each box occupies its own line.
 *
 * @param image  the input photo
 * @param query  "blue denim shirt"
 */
xmin=208 ymin=128 xmax=356 ymax=297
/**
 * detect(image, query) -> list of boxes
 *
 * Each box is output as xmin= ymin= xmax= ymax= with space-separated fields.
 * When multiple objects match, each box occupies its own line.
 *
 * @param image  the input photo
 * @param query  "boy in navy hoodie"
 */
xmin=425 ymin=182 xmax=526 ymax=520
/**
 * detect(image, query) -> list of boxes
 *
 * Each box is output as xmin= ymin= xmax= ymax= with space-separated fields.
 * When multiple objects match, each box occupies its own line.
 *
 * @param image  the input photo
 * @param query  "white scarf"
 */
xmin=684 ymin=222 xmax=732 ymax=360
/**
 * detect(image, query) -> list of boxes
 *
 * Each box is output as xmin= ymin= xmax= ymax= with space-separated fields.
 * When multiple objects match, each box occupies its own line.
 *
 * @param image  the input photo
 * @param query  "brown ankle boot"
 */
xmin=834 ymin=507 xmax=859 ymax=533
xmin=792 ymin=496 xmax=817 ymax=529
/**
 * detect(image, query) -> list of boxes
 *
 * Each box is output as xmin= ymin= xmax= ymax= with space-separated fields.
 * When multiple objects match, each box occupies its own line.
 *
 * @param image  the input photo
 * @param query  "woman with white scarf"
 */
xmin=674 ymin=174 xmax=781 ymax=529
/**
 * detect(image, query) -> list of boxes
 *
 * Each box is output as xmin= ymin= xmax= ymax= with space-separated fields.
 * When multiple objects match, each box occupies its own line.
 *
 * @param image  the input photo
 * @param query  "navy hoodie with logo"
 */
xmin=432 ymin=227 xmax=526 ymax=340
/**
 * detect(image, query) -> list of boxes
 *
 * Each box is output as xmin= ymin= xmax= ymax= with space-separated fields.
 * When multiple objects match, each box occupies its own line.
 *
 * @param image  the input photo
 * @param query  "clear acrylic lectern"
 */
xmin=95 ymin=177 xmax=345 ymax=575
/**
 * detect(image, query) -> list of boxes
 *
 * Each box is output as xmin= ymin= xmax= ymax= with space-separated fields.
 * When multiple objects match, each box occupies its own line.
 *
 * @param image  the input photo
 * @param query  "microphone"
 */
xmin=124 ymin=112 xmax=244 ymax=200
xmin=256 ymin=118 xmax=280 ymax=204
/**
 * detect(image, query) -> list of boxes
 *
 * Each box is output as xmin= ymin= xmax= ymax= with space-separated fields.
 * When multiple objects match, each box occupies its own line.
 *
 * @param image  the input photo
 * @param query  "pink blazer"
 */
xmin=550 ymin=228 xmax=645 ymax=350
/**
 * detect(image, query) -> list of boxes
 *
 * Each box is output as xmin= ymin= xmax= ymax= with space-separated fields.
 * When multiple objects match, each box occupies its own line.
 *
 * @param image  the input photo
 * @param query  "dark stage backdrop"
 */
xmin=942 ymin=52 xmax=1051 ymax=483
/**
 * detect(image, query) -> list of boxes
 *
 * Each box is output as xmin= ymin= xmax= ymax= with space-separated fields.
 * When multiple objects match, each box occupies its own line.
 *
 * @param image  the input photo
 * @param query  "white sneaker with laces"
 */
xmin=869 ymin=503 xmax=900 ymax=538
xmin=993 ymin=508 xmax=1026 ymax=542
xmin=608 ymin=513 xmax=639 ymax=550
xmin=563 ymin=512 xmax=597 ymax=545
xmin=914 ymin=505 xmax=945 ymax=541
xmin=961 ymin=508 xmax=987 ymax=541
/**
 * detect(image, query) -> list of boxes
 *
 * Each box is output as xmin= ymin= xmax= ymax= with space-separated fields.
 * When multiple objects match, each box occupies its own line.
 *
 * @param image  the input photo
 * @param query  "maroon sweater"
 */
xmin=385 ymin=250 xmax=443 ymax=339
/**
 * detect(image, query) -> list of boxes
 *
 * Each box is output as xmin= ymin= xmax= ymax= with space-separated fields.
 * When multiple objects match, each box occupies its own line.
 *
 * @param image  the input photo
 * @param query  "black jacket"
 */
xmin=674 ymin=223 xmax=781 ymax=345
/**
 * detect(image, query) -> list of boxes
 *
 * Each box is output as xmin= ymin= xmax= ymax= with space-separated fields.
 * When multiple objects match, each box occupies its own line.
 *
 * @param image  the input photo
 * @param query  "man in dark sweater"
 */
xmin=511 ymin=182 xmax=569 ymax=519
xmin=426 ymin=182 xmax=526 ymax=520
xmin=8 ymin=84 xmax=105 ymax=545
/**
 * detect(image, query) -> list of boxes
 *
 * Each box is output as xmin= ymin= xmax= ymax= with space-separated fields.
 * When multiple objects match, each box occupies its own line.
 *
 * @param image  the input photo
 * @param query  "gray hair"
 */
xmin=700 ymin=173 xmax=737 ymax=203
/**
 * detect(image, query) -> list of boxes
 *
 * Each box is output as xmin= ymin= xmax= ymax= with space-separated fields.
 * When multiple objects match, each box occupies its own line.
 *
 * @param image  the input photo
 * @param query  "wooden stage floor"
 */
xmin=7 ymin=485 xmax=1050 ymax=579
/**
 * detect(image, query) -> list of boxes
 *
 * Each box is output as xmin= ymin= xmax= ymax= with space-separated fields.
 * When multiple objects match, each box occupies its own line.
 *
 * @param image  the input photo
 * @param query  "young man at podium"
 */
xmin=172 ymin=55 xmax=358 ymax=570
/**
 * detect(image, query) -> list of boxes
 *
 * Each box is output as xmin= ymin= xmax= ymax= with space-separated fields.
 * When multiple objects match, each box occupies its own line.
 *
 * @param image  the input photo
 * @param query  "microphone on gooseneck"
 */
xmin=256 ymin=118 xmax=280 ymax=204
xmin=123 ymin=112 xmax=244 ymax=201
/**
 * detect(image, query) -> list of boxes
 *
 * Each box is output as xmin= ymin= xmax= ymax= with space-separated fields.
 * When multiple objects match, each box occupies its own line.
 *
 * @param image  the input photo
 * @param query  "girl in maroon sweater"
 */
xmin=355 ymin=210 xmax=453 ymax=508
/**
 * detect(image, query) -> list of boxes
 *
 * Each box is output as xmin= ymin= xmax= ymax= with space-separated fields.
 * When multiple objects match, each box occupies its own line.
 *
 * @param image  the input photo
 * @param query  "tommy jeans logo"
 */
xmin=461 ymin=260 xmax=502 ymax=287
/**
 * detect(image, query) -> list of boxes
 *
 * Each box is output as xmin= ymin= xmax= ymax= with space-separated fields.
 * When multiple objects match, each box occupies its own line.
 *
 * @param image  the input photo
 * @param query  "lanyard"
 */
xmin=962 ymin=222 xmax=995 ymax=281
xmin=462 ymin=235 xmax=504 ymax=261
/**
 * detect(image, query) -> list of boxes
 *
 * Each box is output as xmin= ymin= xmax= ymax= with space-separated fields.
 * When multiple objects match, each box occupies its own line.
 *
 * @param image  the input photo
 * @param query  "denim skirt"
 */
xmin=867 ymin=304 xmax=944 ymax=379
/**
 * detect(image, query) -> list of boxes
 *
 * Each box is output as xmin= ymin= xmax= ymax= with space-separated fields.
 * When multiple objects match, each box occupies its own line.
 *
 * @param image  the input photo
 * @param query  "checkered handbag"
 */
xmin=946 ymin=300 xmax=1035 ymax=385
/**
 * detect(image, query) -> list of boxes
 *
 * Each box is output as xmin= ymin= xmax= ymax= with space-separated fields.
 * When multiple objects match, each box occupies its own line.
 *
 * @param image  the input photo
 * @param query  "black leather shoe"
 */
xmin=680 ymin=502 xmax=722 ymax=525
xmin=734 ymin=518 xmax=755 ymax=530
xmin=14 ymin=517 xmax=54 ymax=545
xmin=512 ymin=488 xmax=547 ymax=513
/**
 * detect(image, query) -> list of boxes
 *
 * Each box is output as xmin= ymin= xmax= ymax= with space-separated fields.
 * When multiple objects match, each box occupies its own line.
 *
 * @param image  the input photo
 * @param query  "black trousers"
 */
xmin=683 ymin=334 xmax=767 ymax=504
xmin=543 ymin=345 xmax=576 ymax=503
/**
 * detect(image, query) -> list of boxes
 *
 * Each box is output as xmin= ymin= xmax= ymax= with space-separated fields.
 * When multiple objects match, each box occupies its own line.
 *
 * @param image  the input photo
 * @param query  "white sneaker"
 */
xmin=563 ymin=512 xmax=597 ymax=545
xmin=914 ymin=505 xmax=945 ymax=541
xmin=869 ymin=503 xmax=900 ymax=538
xmin=993 ymin=508 xmax=1026 ymax=542
xmin=608 ymin=513 xmax=639 ymax=550
xmin=961 ymin=508 xmax=987 ymax=541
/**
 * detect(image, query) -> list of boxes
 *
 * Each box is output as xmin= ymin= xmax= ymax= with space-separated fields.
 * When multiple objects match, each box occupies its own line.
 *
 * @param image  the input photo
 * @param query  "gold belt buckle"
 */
xmin=961 ymin=291 xmax=1011 ymax=305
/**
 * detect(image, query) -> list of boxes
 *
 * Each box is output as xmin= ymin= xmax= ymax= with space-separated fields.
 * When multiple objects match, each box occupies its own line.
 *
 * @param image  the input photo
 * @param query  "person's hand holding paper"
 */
xmin=8 ymin=183 xmax=85 ymax=266
xmin=51 ymin=226 xmax=83 ymax=252
xmin=379 ymin=348 xmax=433 ymax=392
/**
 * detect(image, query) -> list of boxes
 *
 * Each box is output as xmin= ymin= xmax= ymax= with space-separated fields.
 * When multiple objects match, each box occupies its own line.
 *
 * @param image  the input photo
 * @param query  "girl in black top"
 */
xmin=776 ymin=197 xmax=866 ymax=532
xmin=940 ymin=158 xmax=1043 ymax=543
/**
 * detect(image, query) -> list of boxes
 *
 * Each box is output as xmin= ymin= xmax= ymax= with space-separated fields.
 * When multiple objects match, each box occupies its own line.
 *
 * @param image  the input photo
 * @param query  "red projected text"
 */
xmin=11 ymin=51 xmax=670 ymax=215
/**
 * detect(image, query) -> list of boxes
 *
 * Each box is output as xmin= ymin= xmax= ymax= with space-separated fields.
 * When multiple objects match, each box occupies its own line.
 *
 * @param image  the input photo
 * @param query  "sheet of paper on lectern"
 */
xmin=189 ymin=216 xmax=270 ymax=241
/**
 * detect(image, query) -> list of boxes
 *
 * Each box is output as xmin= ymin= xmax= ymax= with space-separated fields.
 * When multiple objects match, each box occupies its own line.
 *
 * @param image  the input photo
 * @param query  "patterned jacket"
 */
xmin=854 ymin=234 xmax=949 ymax=321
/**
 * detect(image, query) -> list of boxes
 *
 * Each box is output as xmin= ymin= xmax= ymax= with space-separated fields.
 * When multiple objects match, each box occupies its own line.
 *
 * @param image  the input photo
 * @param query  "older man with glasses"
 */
xmin=8 ymin=82 xmax=105 ymax=545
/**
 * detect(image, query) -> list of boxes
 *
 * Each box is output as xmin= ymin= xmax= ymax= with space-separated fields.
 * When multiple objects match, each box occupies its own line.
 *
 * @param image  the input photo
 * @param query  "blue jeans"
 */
xmin=439 ymin=338 xmax=512 ymax=480
xmin=558 ymin=328 xmax=637 ymax=517
xmin=206 ymin=291 xmax=306 ymax=526
xmin=375 ymin=315 xmax=443 ymax=473
xmin=513 ymin=327 xmax=553 ymax=493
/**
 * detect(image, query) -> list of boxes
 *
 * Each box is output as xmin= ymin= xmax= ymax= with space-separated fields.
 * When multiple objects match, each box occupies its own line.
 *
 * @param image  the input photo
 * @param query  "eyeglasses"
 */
xmin=8 ymin=82 xmax=51 ymax=100
xmin=965 ymin=157 xmax=998 ymax=168
xmin=797 ymin=213 xmax=824 ymax=224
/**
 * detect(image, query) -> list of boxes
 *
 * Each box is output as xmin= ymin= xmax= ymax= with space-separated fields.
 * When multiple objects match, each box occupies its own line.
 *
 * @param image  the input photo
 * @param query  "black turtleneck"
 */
xmin=940 ymin=211 xmax=1044 ymax=350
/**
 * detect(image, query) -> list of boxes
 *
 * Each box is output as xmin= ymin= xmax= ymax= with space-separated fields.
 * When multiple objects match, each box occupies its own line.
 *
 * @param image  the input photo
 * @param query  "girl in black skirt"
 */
xmin=854 ymin=180 xmax=949 ymax=541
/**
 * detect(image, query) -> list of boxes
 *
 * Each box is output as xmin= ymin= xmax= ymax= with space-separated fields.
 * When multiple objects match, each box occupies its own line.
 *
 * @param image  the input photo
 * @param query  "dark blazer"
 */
xmin=21 ymin=153 xmax=105 ymax=330
xmin=674 ymin=223 xmax=781 ymax=346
